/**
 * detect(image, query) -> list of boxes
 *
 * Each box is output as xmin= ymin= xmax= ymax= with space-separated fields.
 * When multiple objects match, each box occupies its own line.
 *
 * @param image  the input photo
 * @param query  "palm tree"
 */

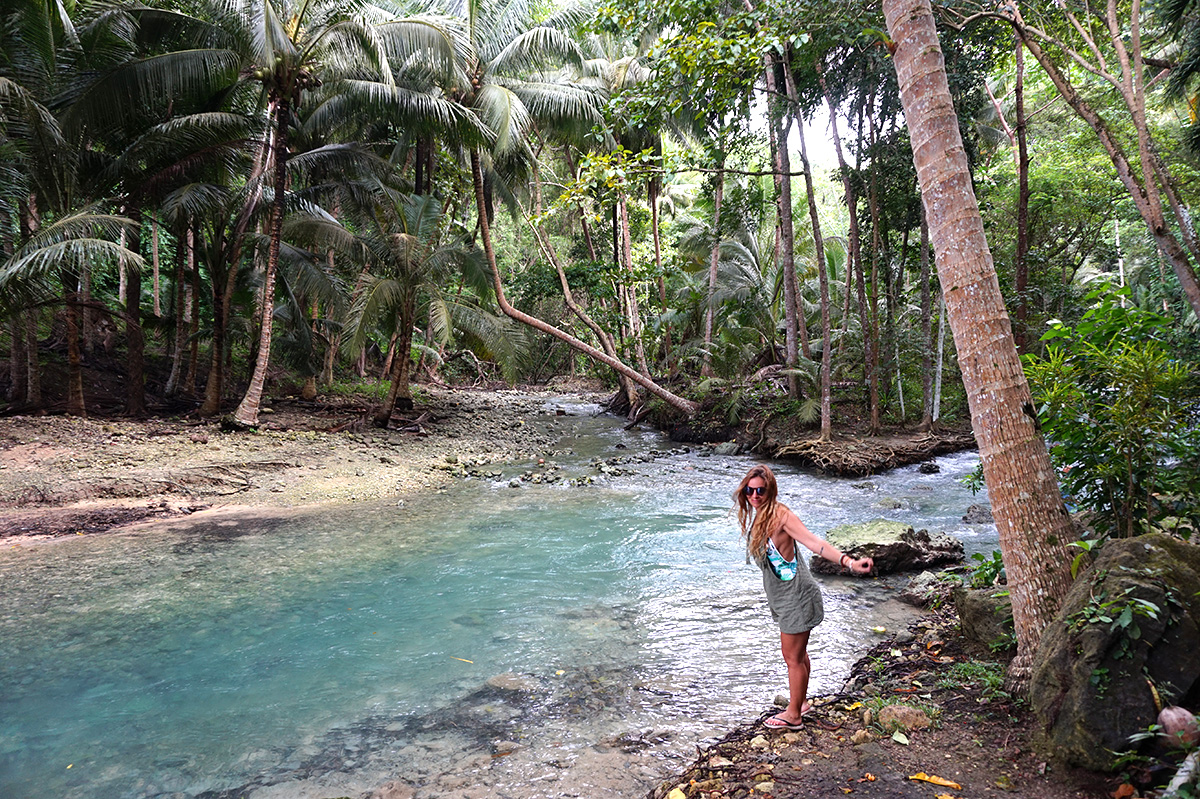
xmin=344 ymin=189 xmax=487 ymax=427
xmin=438 ymin=0 xmax=696 ymax=413
xmin=883 ymin=0 xmax=1074 ymax=690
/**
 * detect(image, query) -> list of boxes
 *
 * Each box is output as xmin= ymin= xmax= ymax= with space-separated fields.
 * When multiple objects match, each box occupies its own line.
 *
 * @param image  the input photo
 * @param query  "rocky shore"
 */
xmin=644 ymin=604 xmax=1111 ymax=799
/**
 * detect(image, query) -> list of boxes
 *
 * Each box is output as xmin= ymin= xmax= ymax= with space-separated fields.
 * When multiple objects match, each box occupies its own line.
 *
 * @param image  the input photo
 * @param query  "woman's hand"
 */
xmin=848 ymin=556 xmax=873 ymax=575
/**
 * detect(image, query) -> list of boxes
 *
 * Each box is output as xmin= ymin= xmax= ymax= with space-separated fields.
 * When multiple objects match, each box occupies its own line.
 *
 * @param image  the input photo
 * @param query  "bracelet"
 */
xmin=840 ymin=554 xmax=849 ymax=568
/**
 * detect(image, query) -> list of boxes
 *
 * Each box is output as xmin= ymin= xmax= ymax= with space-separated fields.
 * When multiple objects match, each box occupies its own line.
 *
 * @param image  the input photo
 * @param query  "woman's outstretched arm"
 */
xmin=779 ymin=507 xmax=873 ymax=574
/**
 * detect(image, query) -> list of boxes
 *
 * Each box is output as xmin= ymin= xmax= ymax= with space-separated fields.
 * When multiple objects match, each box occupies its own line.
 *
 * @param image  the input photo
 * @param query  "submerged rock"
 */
xmin=813 ymin=519 xmax=964 ymax=576
xmin=485 ymin=672 xmax=540 ymax=693
xmin=1029 ymin=533 xmax=1200 ymax=772
xmin=962 ymin=504 xmax=994 ymax=524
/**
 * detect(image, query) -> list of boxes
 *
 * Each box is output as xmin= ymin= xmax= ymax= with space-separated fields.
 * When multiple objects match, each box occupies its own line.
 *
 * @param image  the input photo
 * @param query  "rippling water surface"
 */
xmin=0 ymin=400 xmax=996 ymax=798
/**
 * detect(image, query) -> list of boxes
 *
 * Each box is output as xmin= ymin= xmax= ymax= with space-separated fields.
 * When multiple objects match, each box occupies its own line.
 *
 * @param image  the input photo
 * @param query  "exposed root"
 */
xmin=772 ymin=431 xmax=976 ymax=476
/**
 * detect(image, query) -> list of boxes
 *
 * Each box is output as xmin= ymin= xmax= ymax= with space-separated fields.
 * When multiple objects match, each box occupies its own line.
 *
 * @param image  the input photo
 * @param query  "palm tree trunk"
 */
xmin=471 ymin=151 xmax=696 ymax=416
xmin=917 ymin=210 xmax=935 ymax=432
xmin=61 ymin=265 xmax=86 ymax=416
xmin=933 ymin=291 xmax=945 ymax=424
xmin=374 ymin=298 xmax=417 ymax=427
xmin=165 ymin=228 xmax=187 ymax=397
xmin=821 ymin=69 xmax=877 ymax=433
xmin=8 ymin=314 xmax=26 ymax=403
xmin=185 ymin=237 xmax=201 ymax=397
xmin=233 ymin=98 xmax=290 ymax=427
xmin=24 ymin=309 xmax=42 ymax=411
xmin=151 ymin=216 xmax=162 ymax=317
xmin=1013 ymin=36 xmax=1031 ymax=354
xmin=650 ymin=178 xmax=675 ymax=377
xmin=766 ymin=59 xmax=802 ymax=398
xmin=884 ymin=0 xmax=1074 ymax=690
xmin=796 ymin=118 xmax=834 ymax=441
xmin=703 ymin=156 xmax=725 ymax=378
xmin=865 ymin=111 xmax=883 ymax=432
xmin=124 ymin=205 xmax=146 ymax=417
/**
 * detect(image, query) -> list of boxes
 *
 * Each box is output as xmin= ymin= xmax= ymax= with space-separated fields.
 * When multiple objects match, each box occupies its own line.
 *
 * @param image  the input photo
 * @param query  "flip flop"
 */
xmin=764 ymin=713 xmax=803 ymax=731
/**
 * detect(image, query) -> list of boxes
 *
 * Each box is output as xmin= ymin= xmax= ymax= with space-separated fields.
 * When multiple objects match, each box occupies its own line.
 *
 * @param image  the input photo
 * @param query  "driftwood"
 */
xmin=772 ymin=432 xmax=976 ymax=477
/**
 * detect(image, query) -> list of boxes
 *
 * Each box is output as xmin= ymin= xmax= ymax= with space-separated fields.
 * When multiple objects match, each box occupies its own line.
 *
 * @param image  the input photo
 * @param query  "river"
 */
xmin=0 ymin=397 xmax=996 ymax=798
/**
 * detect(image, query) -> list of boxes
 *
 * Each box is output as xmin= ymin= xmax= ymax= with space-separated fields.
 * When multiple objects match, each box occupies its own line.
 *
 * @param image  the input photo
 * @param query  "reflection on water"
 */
xmin=0 ymin=404 xmax=994 ymax=799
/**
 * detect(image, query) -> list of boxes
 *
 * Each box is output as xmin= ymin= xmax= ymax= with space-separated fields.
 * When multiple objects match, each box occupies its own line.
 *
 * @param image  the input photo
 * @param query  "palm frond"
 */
xmin=376 ymin=14 xmax=470 ymax=84
xmin=490 ymin=25 xmax=584 ymax=74
xmin=475 ymin=83 xmax=531 ymax=155
xmin=62 ymin=49 xmax=243 ymax=136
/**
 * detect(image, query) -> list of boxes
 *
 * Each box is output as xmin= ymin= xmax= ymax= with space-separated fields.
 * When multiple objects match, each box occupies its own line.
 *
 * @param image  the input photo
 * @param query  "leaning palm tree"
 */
xmin=432 ymin=0 xmax=696 ymax=413
xmin=223 ymin=0 xmax=398 ymax=427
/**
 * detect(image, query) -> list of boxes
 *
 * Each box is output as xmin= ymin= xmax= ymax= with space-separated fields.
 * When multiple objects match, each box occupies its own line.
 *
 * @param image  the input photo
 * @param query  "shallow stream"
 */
xmin=0 ymin=398 xmax=997 ymax=798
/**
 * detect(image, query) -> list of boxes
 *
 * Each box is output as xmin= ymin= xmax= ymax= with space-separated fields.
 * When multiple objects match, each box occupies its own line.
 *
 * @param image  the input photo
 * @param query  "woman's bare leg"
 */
xmin=776 ymin=631 xmax=812 ymax=724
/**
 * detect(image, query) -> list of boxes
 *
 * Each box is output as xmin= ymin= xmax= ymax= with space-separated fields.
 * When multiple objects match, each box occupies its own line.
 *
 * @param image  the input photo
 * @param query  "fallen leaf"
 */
xmin=909 ymin=772 xmax=961 ymax=789
xmin=871 ymin=626 xmax=887 ymax=633
xmin=934 ymin=795 xmax=959 ymax=799
xmin=865 ymin=773 xmax=877 ymax=781
xmin=892 ymin=731 xmax=910 ymax=745
xmin=1112 ymin=784 xmax=1136 ymax=799
xmin=667 ymin=788 xmax=686 ymax=799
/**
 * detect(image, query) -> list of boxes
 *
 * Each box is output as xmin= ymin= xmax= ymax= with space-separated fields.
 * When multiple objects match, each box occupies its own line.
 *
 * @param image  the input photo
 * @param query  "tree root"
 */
xmin=772 ymin=431 xmax=976 ymax=477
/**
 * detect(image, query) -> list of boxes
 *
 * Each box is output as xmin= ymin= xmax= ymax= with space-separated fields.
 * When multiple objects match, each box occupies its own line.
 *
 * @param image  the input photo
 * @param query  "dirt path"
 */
xmin=0 ymin=385 xmax=589 ymax=543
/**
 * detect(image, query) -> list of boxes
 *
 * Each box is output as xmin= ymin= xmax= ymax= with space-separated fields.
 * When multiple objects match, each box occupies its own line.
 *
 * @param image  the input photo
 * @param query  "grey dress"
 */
xmin=755 ymin=539 xmax=825 ymax=634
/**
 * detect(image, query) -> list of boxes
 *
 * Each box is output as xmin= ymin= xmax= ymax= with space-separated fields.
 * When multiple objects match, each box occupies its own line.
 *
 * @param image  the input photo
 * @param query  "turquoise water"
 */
xmin=0 ymin=405 xmax=995 ymax=798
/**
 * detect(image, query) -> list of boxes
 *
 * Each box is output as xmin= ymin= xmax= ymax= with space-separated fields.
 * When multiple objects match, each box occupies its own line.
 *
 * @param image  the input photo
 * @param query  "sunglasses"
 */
xmin=744 ymin=485 xmax=767 ymax=497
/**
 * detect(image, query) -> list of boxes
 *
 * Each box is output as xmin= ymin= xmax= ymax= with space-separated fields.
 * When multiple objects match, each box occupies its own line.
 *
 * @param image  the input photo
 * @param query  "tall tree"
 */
xmin=883 ymin=0 xmax=1076 ymax=689
xmin=947 ymin=1 xmax=1200 ymax=321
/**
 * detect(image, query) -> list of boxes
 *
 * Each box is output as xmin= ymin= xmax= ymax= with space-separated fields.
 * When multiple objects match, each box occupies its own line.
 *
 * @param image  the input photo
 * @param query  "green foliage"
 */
xmin=967 ymin=550 xmax=1005 ymax=589
xmin=1024 ymin=287 xmax=1200 ymax=540
xmin=1067 ymin=576 xmax=1163 ymax=660
xmin=1068 ymin=537 xmax=1103 ymax=580
xmin=958 ymin=461 xmax=985 ymax=496
xmin=939 ymin=660 xmax=1008 ymax=702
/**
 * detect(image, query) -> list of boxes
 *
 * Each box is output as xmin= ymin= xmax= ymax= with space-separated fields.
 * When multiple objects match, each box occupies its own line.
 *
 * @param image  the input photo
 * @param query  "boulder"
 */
xmin=812 ymin=519 xmax=964 ymax=576
xmin=899 ymin=571 xmax=946 ymax=607
xmin=712 ymin=441 xmax=740 ymax=456
xmin=1029 ymin=534 xmax=1200 ymax=772
xmin=953 ymin=586 xmax=1014 ymax=652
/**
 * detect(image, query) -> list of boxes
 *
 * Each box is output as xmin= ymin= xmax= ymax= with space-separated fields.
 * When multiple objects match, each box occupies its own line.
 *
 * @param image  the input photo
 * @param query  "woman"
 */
xmin=735 ymin=464 xmax=873 ymax=730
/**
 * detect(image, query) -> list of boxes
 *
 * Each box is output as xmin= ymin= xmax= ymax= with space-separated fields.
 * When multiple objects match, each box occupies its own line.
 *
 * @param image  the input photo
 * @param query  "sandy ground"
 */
xmin=0 ymin=384 xmax=599 ymax=545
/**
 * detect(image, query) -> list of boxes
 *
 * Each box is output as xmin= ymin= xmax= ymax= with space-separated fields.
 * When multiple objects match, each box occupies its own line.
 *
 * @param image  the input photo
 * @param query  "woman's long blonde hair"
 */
xmin=734 ymin=464 xmax=780 ymax=560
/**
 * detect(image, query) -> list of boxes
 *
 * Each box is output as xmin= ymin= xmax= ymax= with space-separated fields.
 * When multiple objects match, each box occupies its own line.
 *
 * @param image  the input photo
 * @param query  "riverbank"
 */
xmin=0 ymin=384 xmax=600 ymax=543
xmin=646 ymin=604 xmax=1114 ymax=799
xmin=0 ymin=382 xmax=976 ymax=543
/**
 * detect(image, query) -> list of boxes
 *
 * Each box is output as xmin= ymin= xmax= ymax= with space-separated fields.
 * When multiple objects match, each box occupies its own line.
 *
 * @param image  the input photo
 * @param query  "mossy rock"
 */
xmin=815 ymin=519 xmax=964 ymax=576
xmin=1029 ymin=533 xmax=1200 ymax=771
